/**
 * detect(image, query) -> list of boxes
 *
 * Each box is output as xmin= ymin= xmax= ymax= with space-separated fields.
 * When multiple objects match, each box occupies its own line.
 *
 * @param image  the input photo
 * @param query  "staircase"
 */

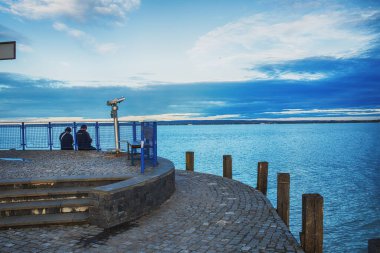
xmin=0 ymin=176 xmax=127 ymax=228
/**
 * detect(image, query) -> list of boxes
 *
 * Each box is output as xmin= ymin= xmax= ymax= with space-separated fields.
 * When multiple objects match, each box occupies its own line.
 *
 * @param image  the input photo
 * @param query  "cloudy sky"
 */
xmin=0 ymin=0 xmax=379 ymax=121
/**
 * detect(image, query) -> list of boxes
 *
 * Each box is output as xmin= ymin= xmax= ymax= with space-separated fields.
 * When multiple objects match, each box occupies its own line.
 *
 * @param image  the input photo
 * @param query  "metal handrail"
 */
xmin=0 ymin=121 xmax=158 ymax=173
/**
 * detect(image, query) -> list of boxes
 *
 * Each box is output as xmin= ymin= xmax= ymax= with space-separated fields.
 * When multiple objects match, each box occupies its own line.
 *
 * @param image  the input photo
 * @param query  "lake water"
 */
xmin=157 ymin=123 xmax=380 ymax=252
xmin=0 ymin=122 xmax=378 ymax=251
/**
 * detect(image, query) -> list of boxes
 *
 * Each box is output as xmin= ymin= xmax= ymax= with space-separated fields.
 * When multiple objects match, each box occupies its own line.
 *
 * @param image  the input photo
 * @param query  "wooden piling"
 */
xmin=186 ymin=151 xmax=194 ymax=172
xmin=256 ymin=162 xmax=268 ymax=195
xmin=277 ymin=173 xmax=290 ymax=228
xmin=223 ymin=155 xmax=232 ymax=179
xmin=368 ymin=238 xmax=380 ymax=253
xmin=300 ymin=193 xmax=323 ymax=253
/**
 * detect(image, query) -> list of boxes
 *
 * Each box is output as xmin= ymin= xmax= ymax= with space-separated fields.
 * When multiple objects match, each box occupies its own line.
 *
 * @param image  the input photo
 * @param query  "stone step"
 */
xmin=0 ymin=186 xmax=92 ymax=202
xmin=0 ymin=212 xmax=89 ymax=228
xmin=0 ymin=198 xmax=91 ymax=217
xmin=0 ymin=175 xmax=128 ymax=190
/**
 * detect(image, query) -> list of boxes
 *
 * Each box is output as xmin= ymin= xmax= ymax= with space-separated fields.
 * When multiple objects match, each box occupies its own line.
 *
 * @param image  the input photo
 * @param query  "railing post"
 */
xmin=300 ymin=193 xmax=323 ymax=253
xmin=48 ymin=122 xmax=52 ymax=150
xmin=153 ymin=122 xmax=157 ymax=166
xmin=21 ymin=122 xmax=26 ymax=150
xmin=140 ymin=140 xmax=145 ymax=173
xmin=223 ymin=155 xmax=232 ymax=179
xmin=277 ymin=173 xmax=290 ymax=227
xmin=140 ymin=122 xmax=145 ymax=173
xmin=140 ymin=122 xmax=144 ymax=140
xmin=257 ymin=161 xmax=268 ymax=195
xmin=95 ymin=121 xmax=100 ymax=151
xmin=369 ymin=238 xmax=380 ymax=253
xmin=133 ymin=121 xmax=137 ymax=141
xmin=186 ymin=151 xmax=194 ymax=171
xmin=73 ymin=122 xmax=77 ymax=151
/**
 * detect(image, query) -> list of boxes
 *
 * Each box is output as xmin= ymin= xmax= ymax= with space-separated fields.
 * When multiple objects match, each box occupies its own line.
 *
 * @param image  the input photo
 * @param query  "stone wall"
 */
xmin=88 ymin=158 xmax=175 ymax=228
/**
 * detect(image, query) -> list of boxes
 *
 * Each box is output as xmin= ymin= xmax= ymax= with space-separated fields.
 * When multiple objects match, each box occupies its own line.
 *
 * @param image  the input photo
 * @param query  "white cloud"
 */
xmin=1 ymin=0 xmax=140 ymax=21
xmin=199 ymin=101 xmax=226 ymax=106
xmin=2 ymin=0 xmax=80 ymax=19
xmin=18 ymin=43 xmax=34 ymax=53
xmin=168 ymin=101 xmax=227 ymax=110
xmin=1 ymin=113 xmax=378 ymax=123
xmin=44 ymin=78 xmax=161 ymax=89
xmin=0 ymin=84 xmax=12 ymax=91
xmin=0 ymin=113 xmax=241 ymax=123
xmin=254 ymin=116 xmax=380 ymax=121
xmin=59 ymin=61 xmax=70 ymax=68
xmin=95 ymin=43 xmax=119 ymax=54
xmin=265 ymin=108 xmax=380 ymax=116
xmin=119 ymin=113 xmax=240 ymax=121
xmin=278 ymin=72 xmax=328 ymax=81
xmin=52 ymin=22 xmax=85 ymax=38
xmin=188 ymin=10 xmax=378 ymax=82
xmin=52 ymin=22 xmax=120 ymax=54
xmin=93 ymin=0 xmax=140 ymax=17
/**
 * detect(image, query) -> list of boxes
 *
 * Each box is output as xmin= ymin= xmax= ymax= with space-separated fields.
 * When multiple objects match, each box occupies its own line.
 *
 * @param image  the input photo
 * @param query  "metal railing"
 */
xmin=0 ymin=121 xmax=158 ymax=172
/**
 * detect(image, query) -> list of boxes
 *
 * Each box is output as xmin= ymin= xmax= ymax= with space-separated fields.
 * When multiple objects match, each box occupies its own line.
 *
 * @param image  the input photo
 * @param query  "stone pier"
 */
xmin=0 ymin=151 xmax=303 ymax=252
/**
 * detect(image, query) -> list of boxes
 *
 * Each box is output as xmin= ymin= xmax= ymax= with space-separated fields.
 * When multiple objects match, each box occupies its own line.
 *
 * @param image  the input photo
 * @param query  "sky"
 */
xmin=0 ymin=0 xmax=380 ymax=122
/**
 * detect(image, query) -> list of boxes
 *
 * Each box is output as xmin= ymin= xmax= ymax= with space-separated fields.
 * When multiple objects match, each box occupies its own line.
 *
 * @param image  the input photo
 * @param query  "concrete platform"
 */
xmin=0 ymin=151 xmax=303 ymax=252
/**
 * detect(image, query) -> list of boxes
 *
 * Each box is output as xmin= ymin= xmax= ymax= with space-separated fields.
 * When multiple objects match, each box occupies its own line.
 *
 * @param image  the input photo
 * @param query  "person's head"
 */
xmin=65 ymin=127 xmax=72 ymax=133
xmin=80 ymin=124 xmax=87 ymax=130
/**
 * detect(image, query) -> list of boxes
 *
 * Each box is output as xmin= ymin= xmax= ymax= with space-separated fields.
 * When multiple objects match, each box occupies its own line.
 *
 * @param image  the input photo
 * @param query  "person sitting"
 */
xmin=59 ymin=127 xmax=74 ymax=150
xmin=76 ymin=124 xmax=96 ymax=150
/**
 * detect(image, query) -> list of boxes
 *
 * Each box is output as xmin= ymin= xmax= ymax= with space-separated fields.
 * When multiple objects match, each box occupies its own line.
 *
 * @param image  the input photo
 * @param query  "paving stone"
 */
xmin=0 ymin=150 xmax=304 ymax=252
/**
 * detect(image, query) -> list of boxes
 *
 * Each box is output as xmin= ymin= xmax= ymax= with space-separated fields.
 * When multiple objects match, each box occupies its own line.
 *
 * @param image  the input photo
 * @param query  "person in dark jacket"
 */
xmin=59 ymin=127 xmax=74 ymax=150
xmin=76 ymin=125 xmax=96 ymax=150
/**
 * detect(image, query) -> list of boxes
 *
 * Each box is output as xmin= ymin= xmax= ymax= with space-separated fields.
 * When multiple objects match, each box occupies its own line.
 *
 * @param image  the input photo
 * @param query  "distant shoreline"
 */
xmin=156 ymin=119 xmax=380 ymax=125
xmin=1 ymin=119 xmax=379 ymax=125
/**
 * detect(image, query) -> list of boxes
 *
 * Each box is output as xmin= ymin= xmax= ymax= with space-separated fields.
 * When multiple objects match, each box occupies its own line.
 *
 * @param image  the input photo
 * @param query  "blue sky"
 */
xmin=0 ymin=0 xmax=380 ymax=121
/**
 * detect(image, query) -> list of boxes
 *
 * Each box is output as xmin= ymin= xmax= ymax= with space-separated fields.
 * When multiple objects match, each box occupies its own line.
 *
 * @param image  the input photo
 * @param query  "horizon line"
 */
xmin=0 ymin=116 xmax=379 ymax=124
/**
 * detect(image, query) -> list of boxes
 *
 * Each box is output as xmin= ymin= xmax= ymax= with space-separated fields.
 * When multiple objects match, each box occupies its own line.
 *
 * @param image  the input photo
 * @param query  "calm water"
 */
xmin=157 ymin=123 xmax=380 ymax=252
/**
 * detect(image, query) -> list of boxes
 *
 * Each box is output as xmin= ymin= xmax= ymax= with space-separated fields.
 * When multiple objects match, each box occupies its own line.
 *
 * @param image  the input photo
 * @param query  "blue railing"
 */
xmin=0 ymin=121 xmax=158 ymax=173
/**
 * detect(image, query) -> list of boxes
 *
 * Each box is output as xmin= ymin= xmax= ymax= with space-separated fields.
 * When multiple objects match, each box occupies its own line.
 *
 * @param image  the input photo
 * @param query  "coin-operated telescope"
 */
xmin=106 ymin=96 xmax=125 ymax=153
xmin=107 ymin=97 xmax=125 ymax=106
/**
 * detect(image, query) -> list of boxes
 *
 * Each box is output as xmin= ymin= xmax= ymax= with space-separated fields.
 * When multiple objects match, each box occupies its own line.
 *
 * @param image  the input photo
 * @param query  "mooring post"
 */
xmin=300 ymin=193 xmax=323 ymax=253
xmin=223 ymin=155 xmax=232 ymax=179
xmin=369 ymin=238 xmax=380 ymax=253
xmin=186 ymin=151 xmax=194 ymax=172
xmin=277 ymin=173 xmax=290 ymax=227
xmin=257 ymin=161 xmax=268 ymax=195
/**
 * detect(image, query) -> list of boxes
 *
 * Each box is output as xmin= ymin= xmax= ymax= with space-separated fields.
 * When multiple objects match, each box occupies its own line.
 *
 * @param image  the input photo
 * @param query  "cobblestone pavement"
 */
xmin=0 ymin=150 xmax=150 ymax=179
xmin=0 ymin=169 xmax=304 ymax=253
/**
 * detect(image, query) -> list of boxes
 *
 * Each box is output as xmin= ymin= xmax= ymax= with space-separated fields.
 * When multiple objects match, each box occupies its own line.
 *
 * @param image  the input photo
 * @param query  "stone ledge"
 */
xmin=0 ymin=175 xmax=130 ymax=186
xmin=88 ymin=157 xmax=175 ymax=228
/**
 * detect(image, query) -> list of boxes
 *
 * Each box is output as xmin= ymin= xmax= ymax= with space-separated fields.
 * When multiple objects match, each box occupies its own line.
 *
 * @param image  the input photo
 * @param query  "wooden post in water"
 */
xmin=257 ymin=162 xmax=268 ymax=195
xmin=277 ymin=173 xmax=290 ymax=228
xmin=186 ymin=151 xmax=194 ymax=172
xmin=368 ymin=238 xmax=380 ymax=253
xmin=300 ymin=194 xmax=323 ymax=253
xmin=223 ymin=155 xmax=232 ymax=179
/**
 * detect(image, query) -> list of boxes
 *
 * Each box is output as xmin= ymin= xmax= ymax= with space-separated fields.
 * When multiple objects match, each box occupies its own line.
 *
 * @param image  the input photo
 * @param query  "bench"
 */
xmin=126 ymin=125 xmax=156 ymax=172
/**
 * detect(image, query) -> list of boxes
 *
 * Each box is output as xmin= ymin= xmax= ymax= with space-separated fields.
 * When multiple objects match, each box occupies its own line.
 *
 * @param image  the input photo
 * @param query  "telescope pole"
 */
xmin=107 ymin=97 xmax=125 ymax=155
xmin=112 ymin=106 xmax=120 ymax=154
